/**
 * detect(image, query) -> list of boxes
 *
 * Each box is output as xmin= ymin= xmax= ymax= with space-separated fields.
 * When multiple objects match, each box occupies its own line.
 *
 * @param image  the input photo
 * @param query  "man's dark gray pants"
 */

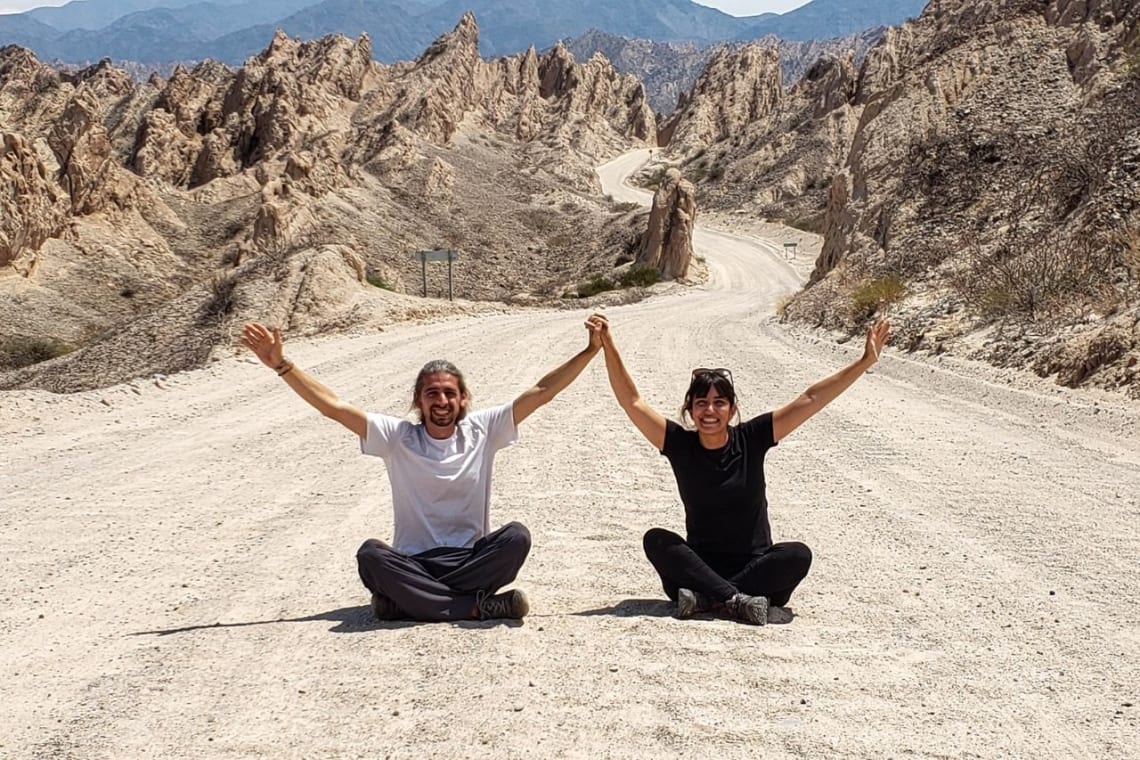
xmin=356 ymin=521 xmax=531 ymax=621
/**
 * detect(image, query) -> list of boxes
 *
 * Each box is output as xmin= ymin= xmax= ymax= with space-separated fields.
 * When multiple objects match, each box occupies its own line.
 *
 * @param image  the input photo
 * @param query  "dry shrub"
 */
xmin=201 ymin=271 xmax=238 ymax=324
xmin=849 ymin=275 xmax=906 ymax=320
xmin=951 ymin=234 xmax=1117 ymax=321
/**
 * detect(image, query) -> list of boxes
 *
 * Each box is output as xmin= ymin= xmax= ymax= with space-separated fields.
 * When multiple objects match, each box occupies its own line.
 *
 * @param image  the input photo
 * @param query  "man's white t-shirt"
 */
xmin=360 ymin=402 xmax=518 ymax=555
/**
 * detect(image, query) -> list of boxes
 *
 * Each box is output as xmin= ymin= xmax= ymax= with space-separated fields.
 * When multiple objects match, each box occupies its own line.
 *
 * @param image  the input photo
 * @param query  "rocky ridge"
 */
xmin=0 ymin=14 xmax=657 ymax=391
xmin=564 ymin=27 xmax=885 ymax=115
xmin=658 ymin=0 xmax=1140 ymax=397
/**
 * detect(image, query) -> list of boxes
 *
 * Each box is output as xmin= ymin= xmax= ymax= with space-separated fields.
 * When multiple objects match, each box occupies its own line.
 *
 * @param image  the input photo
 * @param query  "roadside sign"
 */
xmin=413 ymin=249 xmax=460 ymax=300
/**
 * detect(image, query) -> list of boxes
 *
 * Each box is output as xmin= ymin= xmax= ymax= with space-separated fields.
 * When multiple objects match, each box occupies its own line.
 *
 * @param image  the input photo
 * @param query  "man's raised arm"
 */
xmin=241 ymin=322 xmax=367 ymax=438
xmin=510 ymin=317 xmax=603 ymax=426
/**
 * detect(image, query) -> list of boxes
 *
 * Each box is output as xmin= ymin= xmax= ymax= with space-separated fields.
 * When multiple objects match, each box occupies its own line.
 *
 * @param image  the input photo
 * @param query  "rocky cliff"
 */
xmin=0 ymin=14 xmax=656 ymax=391
xmin=661 ymin=0 xmax=1140 ymax=397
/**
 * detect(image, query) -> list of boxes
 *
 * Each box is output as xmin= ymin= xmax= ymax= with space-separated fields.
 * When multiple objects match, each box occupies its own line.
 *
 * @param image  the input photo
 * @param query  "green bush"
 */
xmin=577 ymin=275 xmax=616 ymax=298
xmin=618 ymin=264 xmax=661 ymax=288
xmin=850 ymin=276 xmax=906 ymax=319
xmin=367 ymin=273 xmax=392 ymax=290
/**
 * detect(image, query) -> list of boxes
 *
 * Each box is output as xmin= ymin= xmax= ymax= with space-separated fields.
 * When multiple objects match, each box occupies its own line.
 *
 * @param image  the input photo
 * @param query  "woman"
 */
xmin=587 ymin=313 xmax=891 ymax=625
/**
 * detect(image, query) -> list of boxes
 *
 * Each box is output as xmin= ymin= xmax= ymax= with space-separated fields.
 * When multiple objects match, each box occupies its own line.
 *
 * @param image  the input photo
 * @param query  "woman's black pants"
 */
xmin=643 ymin=527 xmax=812 ymax=607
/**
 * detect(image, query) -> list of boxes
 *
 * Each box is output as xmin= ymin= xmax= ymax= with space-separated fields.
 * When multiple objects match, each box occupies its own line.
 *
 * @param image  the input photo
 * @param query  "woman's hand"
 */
xmin=585 ymin=312 xmax=611 ymax=351
xmin=241 ymin=322 xmax=285 ymax=369
xmin=863 ymin=319 xmax=891 ymax=365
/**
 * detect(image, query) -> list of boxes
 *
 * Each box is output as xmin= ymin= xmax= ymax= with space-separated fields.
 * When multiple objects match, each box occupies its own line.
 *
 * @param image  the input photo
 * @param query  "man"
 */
xmin=241 ymin=320 xmax=601 ymax=622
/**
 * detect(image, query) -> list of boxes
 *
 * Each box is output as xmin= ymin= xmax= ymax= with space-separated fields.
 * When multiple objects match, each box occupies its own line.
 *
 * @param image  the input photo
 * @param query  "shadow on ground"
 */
xmin=129 ymin=605 xmax=523 ymax=636
xmin=571 ymin=598 xmax=675 ymax=618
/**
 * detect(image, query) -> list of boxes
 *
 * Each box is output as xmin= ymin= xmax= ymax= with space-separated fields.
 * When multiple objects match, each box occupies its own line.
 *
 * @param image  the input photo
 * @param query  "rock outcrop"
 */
xmin=0 ymin=132 xmax=67 ymax=271
xmin=637 ymin=168 xmax=696 ymax=280
xmin=659 ymin=45 xmax=782 ymax=153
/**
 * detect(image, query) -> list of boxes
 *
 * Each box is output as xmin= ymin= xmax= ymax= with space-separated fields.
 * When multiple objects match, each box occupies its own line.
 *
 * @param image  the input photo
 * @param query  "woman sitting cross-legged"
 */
xmin=587 ymin=313 xmax=890 ymax=625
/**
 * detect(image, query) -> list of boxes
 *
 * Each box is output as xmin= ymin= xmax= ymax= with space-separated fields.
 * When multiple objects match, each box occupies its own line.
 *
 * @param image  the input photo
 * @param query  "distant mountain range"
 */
xmin=0 ymin=0 xmax=927 ymax=65
xmin=565 ymin=27 xmax=886 ymax=113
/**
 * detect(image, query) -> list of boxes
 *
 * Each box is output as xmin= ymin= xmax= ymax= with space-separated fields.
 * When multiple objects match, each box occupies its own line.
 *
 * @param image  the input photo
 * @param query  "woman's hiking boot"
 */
xmin=723 ymin=592 xmax=770 ymax=625
xmin=675 ymin=588 xmax=713 ymax=619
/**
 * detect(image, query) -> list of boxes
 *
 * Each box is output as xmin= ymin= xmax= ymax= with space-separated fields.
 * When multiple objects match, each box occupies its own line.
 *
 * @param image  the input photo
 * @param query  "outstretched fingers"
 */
xmin=240 ymin=322 xmax=283 ymax=366
xmin=867 ymin=318 xmax=892 ymax=361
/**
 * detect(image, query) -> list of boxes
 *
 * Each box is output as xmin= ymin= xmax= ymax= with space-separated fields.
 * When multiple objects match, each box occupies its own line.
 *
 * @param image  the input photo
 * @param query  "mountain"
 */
xmin=0 ymin=0 xmax=930 ymax=66
xmin=737 ymin=0 xmax=926 ymax=40
xmin=25 ymin=0 xmax=260 ymax=31
xmin=192 ymin=0 xmax=435 ymax=66
xmin=563 ymin=27 xmax=885 ymax=114
xmin=428 ymin=0 xmax=742 ymax=53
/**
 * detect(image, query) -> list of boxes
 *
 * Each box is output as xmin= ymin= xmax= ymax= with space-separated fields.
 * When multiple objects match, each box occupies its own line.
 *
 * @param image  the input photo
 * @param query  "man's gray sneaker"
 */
xmin=370 ymin=592 xmax=405 ymax=621
xmin=476 ymin=589 xmax=529 ymax=620
xmin=724 ymin=592 xmax=769 ymax=626
xmin=676 ymin=588 xmax=713 ymax=619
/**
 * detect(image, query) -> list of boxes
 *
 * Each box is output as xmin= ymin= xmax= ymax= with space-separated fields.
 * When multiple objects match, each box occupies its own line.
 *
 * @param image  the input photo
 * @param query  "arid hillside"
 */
xmin=0 ymin=14 xmax=656 ymax=391
xmin=659 ymin=0 xmax=1140 ymax=397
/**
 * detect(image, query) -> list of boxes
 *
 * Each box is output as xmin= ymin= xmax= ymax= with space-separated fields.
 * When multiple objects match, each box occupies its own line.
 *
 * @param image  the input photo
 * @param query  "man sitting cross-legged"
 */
xmin=241 ymin=319 xmax=602 ymax=622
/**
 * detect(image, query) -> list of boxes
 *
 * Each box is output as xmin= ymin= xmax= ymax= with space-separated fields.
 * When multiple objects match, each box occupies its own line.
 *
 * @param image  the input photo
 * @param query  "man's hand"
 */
xmin=241 ymin=322 xmax=285 ymax=369
xmin=586 ymin=312 xmax=611 ymax=350
xmin=863 ymin=319 xmax=891 ymax=364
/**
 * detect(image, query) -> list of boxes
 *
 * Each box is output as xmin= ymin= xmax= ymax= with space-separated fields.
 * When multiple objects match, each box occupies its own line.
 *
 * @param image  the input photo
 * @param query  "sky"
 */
xmin=1 ymin=0 xmax=813 ymax=14
xmin=693 ymin=0 xmax=812 ymax=14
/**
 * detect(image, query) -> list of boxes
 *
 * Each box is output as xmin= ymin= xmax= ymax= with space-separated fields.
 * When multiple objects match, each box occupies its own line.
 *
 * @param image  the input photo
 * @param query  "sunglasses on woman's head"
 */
xmin=691 ymin=367 xmax=733 ymax=386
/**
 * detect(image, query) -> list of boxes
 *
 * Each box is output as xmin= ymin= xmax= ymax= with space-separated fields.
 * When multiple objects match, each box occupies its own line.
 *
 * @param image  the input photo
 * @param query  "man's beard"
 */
xmin=426 ymin=405 xmax=465 ymax=426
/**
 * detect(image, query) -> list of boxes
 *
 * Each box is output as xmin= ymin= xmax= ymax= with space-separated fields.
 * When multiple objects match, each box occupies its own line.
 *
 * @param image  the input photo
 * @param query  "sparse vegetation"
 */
xmin=805 ymin=174 xmax=832 ymax=191
xmin=576 ymin=274 xmax=616 ymax=298
xmin=367 ymin=272 xmax=393 ymax=290
xmin=202 ymin=271 xmax=238 ymax=322
xmin=614 ymin=231 xmax=642 ymax=264
xmin=618 ymin=264 xmax=661 ymax=288
xmin=0 ymin=336 xmax=74 ymax=371
xmin=951 ymin=235 xmax=1116 ymax=321
xmin=850 ymin=275 xmax=906 ymax=320
xmin=612 ymin=201 xmax=641 ymax=213
xmin=640 ymin=166 xmax=669 ymax=190
xmin=775 ymin=293 xmax=795 ymax=320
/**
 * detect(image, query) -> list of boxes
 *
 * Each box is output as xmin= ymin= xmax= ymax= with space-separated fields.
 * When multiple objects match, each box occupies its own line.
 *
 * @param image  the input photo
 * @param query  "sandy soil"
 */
xmin=2 ymin=151 xmax=1138 ymax=759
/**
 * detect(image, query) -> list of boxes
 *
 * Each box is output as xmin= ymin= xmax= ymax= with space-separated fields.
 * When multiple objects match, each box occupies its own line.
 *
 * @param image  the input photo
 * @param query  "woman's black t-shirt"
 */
xmin=661 ymin=412 xmax=778 ymax=554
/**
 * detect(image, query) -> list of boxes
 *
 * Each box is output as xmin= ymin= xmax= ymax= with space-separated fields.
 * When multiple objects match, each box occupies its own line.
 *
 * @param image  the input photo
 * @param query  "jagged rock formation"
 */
xmin=0 ymin=132 xmax=67 ymax=272
xmin=636 ymin=168 xmax=696 ymax=280
xmin=565 ymin=28 xmax=885 ymax=117
xmin=664 ymin=0 xmax=1140 ymax=397
xmin=659 ymin=45 xmax=783 ymax=152
xmin=0 ymin=14 xmax=655 ymax=391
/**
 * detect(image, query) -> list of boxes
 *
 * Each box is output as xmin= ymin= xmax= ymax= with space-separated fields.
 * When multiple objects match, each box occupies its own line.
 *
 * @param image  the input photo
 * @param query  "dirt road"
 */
xmin=2 ymin=151 xmax=1137 ymax=759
